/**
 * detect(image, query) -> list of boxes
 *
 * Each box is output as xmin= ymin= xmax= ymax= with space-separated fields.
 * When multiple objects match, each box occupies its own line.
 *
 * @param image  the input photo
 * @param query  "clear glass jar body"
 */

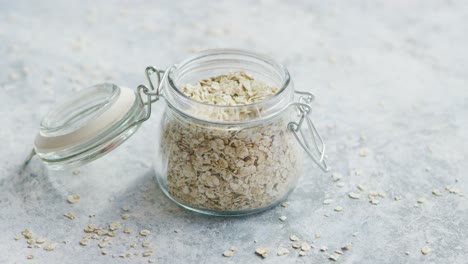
xmin=153 ymin=50 xmax=305 ymax=216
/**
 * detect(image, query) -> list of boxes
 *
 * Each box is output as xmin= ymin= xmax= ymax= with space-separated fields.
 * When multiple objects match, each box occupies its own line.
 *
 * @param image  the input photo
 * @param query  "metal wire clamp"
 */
xmin=133 ymin=66 xmax=165 ymax=126
xmin=288 ymin=91 xmax=329 ymax=172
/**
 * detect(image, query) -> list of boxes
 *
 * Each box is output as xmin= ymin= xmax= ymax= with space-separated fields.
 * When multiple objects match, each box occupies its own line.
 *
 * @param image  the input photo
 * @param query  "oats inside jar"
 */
xmin=161 ymin=71 xmax=303 ymax=211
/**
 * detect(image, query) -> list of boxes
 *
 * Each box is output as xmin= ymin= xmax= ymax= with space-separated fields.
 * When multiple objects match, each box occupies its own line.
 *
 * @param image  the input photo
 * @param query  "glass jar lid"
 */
xmin=34 ymin=83 xmax=146 ymax=169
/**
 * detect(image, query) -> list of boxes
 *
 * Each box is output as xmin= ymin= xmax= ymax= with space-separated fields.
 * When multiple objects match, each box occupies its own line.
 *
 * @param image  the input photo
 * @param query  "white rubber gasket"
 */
xmin=35 ymin=87 xmax=136 ymax=153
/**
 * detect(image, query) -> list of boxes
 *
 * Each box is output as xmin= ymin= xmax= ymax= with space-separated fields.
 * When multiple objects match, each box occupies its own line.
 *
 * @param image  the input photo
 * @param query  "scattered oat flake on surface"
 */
xmin=320 ymin=246 xmax=328 ymax=251
xmin=292 ymin=242 xmax=302 ymax=249
xmin=223 ymin=250 xmax=234 ymax=257
xmin=36 ymin=237 xmax=46 ymax=244
xmin=348 ymin=192 xmax=361 ymax=199
xmin=360 ymin=133 xmax=366 ymax=141
xmin=426 ymin=145 xmax=432 ymax=152
xmin=98 ymin=241 xmax=108 ymax=248
xmin=281 ymin=202 xmax=288 ymax=207
xmin=417 ymin=197 xmax=426 ymax=204
xmin=82 ymin=233 xmax=93 ymax=239
xmin=123 ymin=227 xmax=132 ymax=234
xmin=329 ymin=253 xmax=340 ymax=261
xmin=301 ymin=242 xmax=311 ymax=251
xmin=352 ymin=232 xmax=359 ymax=237
xmin=101 ymin=249 xmax=108 ymax=255
xmin=121 ymin=214 xmax=129 ymax=220
xmin=229 ymin=246 xmax=236 ymax=251
xmin=142 ymin=250 xmax=153 ymax=257
xmin=277 ymin=247 xmax=289 ymax=256
xmin=331 ymin=173 xmax=342 ymax=182
xmin=324 ymin=213 xmax=330 ymax=217
xmin=72 ymin=169 xmax=81 ymax=175
xmin=109 ymin=221 xmax=120 ymax=230
xmin=140 ymin=229 xmax=150 ymax=236
xmin=142 ymin=241 xmax=151 ymax=248
xmin=43 ymin=244 xmax=55 ymax=251
xmin=290 ymin=235 xmax=299 ymax=241
xmin=299 ymin=250 xmax=307 ymax=256
xmin=255 ymin=247 xmax=268 ymax=258
xmin=67 ymin=194 xmax=80 ymax=204
xmin=335 ymin=249 xmax=343 ymax=254
xmin=22 ymin=229 xmax=33 ymax=239
xmin=394 ymin=195 xmax=402 ymax=201
xmin=357 ymin=184 xmax=366 ymax=191
xmin=342 ymin=242 xmax=352 ymax=250
xmin=445 ymin=186 xmax=460 ymax=194
xmin=79 ymin=239 xmax=88 ymax=246
xmin=336 ymin=182 xmax=345 ymax=187
xmin=334 ymin=206 xmax=343 ymax=212
xmin=64 ymin=212 xmax=75 ymax=219
xmin=323 ymin=199 xmax=333 ymax=204
xmin=359 ymin=148 xmax=369 ymax=157
xmin=370 ymin=199 xmax=380 ymax=205
xmin=315 ymin=233 xmax=321 ymax=239
xmin=96 ymin=229 xmax=107 ymax=236
xmin=279 ymin=216 xmax=287 ymax=221
xmin=421 ymin=246 xmax=431 ymax=255
xmin=432 ymin=189 xmax=442 ymax=196
xmin=122 ymin=206 xmax=129 ymax=211
xmin=26 ymin=254 xmax=33 ymax=260
xmin=14 ymin=234 xmax=22 ymax=240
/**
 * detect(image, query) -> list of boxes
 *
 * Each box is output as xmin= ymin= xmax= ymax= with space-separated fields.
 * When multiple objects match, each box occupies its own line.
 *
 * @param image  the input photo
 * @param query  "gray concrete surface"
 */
xmin=1 ymin=0 xmax=467 ymax=263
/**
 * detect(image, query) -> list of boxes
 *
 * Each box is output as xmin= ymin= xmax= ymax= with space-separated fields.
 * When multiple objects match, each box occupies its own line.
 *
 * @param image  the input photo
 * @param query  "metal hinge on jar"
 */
xmin=133 ymin=66 xmax=165 ymax=125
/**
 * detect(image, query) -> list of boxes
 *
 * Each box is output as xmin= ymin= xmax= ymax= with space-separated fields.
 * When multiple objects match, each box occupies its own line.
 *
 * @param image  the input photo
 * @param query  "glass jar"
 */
xmin=152 ymin=49 xmax=328 ymax=215
xmin=28 ymin=49 xmax=328 ymax=216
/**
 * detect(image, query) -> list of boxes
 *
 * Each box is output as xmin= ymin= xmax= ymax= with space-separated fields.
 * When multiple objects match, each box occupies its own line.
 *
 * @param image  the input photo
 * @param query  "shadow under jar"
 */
xmin=153 ymin=49 xmax=328 ymax=216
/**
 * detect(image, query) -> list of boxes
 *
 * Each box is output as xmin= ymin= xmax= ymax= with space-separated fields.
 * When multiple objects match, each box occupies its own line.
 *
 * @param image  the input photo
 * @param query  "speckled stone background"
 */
xmin=1 ymin=0 xmax=467 ymax=263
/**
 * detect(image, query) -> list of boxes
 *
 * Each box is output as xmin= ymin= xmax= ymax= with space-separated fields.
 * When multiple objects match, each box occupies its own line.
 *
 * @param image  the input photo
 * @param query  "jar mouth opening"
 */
xmin=166 ymin=49 xmax=291 ymax=109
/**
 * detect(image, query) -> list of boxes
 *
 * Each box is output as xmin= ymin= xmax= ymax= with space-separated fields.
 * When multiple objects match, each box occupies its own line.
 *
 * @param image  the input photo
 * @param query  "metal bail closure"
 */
xmin=134 ymin=66 xmax=163 ymax=125
xmin=288 ymin=91 xmax=329 ymax=172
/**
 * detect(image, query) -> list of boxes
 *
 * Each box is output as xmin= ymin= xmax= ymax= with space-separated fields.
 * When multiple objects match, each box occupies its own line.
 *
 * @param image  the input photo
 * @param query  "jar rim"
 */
xmin=166 ymin=48 xmax=291 ymax=109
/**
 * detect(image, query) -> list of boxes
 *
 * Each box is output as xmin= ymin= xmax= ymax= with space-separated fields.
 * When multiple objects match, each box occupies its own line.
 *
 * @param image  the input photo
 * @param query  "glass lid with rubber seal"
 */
xmin=33 ymin=83 xmax=146 ymax=169
xmin=24 ymin=67 xmax=162 ymax=170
